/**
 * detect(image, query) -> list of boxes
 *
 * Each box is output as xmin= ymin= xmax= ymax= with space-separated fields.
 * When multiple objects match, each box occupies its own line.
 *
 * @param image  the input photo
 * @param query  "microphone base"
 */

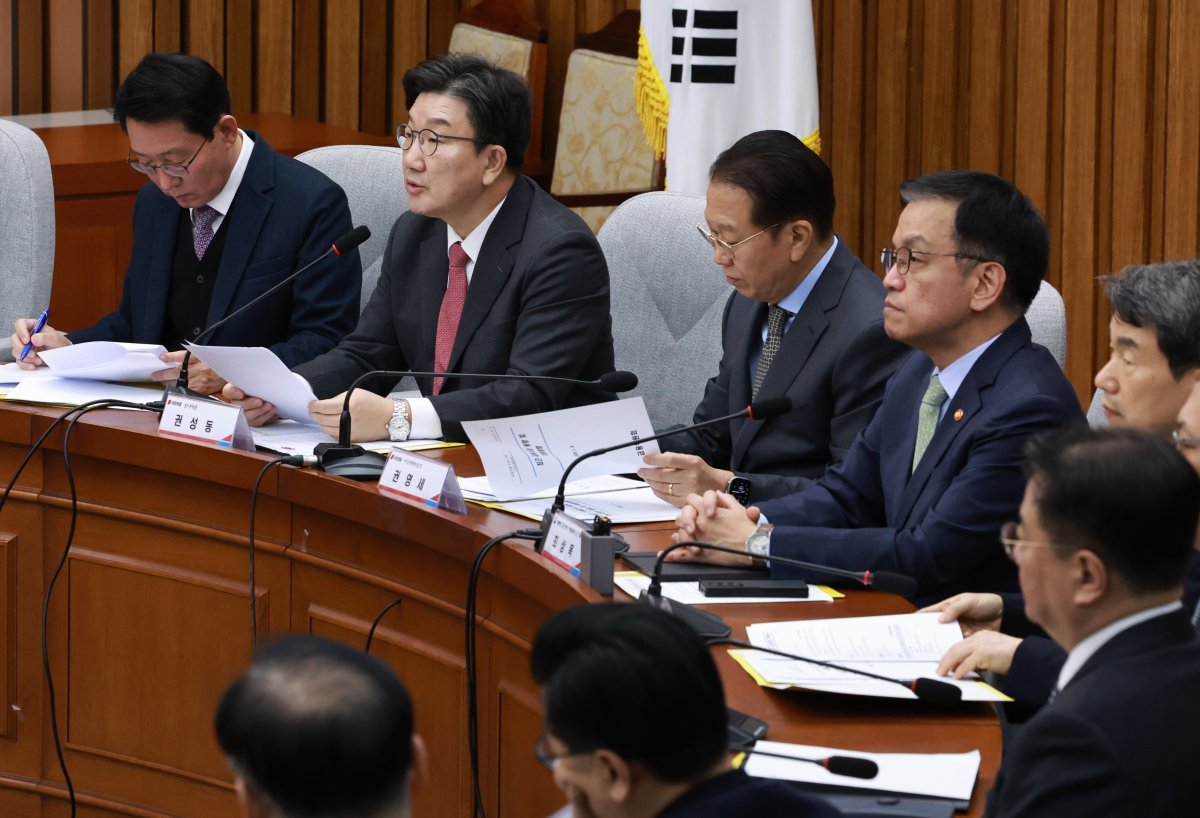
xmin=638 ymin=591 xmax=731 ymax=639
xmin=315 ymin=443 xmax=387 ymax=481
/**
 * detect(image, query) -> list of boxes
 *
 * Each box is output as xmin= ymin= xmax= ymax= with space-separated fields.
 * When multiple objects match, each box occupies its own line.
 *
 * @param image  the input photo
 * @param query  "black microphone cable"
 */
xmin=246 ymin=453 xmax=313 ymax=650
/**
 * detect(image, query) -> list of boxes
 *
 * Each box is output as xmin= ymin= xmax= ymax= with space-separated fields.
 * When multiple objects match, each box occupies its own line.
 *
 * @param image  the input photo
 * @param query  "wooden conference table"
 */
xmin=0 ymin=400 xmax=1000 ymax=818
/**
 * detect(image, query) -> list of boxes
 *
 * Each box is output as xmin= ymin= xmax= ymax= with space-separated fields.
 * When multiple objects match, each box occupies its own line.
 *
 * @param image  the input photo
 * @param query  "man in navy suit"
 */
xmin=531 ymin=603 xmax=838 ymax=818
xmin=638 ymin=131 xmax=908 ymax=507
xmin=10 ymin=53 xmax=360 ymax=394
xmin=669 ymin=171 xmax=1082 ymax=604
xmin=924 ymin=259 xmax=1200 ymax=704
xmin=984 ymin=427 xmax=1200 ymax=817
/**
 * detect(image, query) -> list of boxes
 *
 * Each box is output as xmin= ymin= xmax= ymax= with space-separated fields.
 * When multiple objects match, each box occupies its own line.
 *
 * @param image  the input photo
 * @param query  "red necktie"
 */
xmin=434 ymin=242 xmax=470 ymax=395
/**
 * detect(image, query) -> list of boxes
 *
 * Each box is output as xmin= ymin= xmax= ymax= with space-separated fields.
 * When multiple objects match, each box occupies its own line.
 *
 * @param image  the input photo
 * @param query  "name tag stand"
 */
xmin=157 ymin=393 xmax=254 ymax=451
xmin=540 ymin=509 xmax=624 ymax=595
xmin=377 ymin=448 xmax=467 ymax=514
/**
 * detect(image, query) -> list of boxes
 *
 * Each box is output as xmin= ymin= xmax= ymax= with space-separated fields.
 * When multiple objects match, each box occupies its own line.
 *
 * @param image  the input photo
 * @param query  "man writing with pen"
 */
xmin=10 ymin=52 xmax=359 ymax=394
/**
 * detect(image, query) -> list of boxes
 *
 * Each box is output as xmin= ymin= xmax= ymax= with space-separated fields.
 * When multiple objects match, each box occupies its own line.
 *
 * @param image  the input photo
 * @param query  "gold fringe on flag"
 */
xmin=635 ymin=25 xmax=669 ymax=160
xmin=802 ymin=127 xmax=821 ymax=156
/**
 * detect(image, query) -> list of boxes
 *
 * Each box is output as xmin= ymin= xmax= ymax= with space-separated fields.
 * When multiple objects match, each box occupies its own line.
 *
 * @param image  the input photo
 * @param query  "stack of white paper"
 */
xmin=40 ymin=341 xmax=172 ymax=382
xmin=460 ymin=474 xmax=678 ymax=523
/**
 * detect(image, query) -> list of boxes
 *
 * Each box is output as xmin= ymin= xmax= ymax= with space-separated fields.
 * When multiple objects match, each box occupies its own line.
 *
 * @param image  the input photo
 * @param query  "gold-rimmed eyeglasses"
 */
xmin=696 ymin=221 xmax=783 ymax=257
xmin=127 ymin=139 xmax=207 ymax=178
xmin=880 ymin=246 xmax=992 ymax=276
xmin=999 ymin=521 xmax=1078 ymax=559
xmin=396 ymin=124 xmax=488 ymax=156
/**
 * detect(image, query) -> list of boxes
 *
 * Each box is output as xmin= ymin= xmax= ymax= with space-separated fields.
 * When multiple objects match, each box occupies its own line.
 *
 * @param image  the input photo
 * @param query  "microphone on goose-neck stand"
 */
xmin=314 ymin=370 xmax=639 ymax=481
xmin=167 ymin=225 xmax=371 ymax=399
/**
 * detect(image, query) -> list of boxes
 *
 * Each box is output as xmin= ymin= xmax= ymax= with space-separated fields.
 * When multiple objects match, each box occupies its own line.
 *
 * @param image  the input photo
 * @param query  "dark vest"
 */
xmin=161 ymin=202 xmax=234 ymax=350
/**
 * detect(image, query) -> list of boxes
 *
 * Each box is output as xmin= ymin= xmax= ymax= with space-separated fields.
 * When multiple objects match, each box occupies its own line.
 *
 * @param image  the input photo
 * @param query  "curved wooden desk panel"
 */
xmin=0 ymin=402 xmax=999 ymax=818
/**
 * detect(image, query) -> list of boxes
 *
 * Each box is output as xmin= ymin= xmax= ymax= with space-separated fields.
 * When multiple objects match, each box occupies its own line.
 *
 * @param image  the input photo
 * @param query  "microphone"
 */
xmin=735 ymin=745 xmax=879 ymax=779
xmin=708 ymin=636 xmax=962 ymax=706
xmin=315 ymin=369 xmax=639 ymax=480
xmin=170 ymin=225 xmax=371 ymax=397
xmin=547 ymin=396 xmax=792 ymax=518
xmin=646 ymin=542 xmax=919 ymax=600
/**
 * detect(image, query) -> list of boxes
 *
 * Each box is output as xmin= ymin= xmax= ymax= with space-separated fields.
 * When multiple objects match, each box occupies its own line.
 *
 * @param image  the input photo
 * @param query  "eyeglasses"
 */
xmin=1173 ymin=428 xmax=1200 ymax=451
xmin=880 ymin=246 xmax=993 ymax=276
xmin=999 ymin=521 xmax=1078 ymax=559
xmin=396 ymin=124 xmax=488 ymax=156
xmin=696 ymin=222 xmax=783 ymax=257
xmin=127 ymin=139 xmax=208 ymax=178
xmin=533 ymin=734 xmax=594 ymax=771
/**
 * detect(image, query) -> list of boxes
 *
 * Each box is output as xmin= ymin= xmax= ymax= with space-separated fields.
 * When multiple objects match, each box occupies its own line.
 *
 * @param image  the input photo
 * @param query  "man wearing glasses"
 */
xmin=638 ymin=130 xmax=908 ymax=507
xmin=531 ymin=602 xmax=838 ymax=818
xmin=226 ymin=53 xmax=615 ymax=442
xmin=668 ymin=171 xmax=1082 ymax=605
xmin=983 ymin=427 xmax=1200 ymax=817
xmin=10 ymin=52 xmax=361 ymax=394
xmin=925 ymin=259 xmax=1200 ymax=705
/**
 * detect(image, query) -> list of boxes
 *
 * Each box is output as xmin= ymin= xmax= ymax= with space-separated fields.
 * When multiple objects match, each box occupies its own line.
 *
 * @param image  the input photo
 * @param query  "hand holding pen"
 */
xmin=10 ymin=309 xmax=69 ymax=368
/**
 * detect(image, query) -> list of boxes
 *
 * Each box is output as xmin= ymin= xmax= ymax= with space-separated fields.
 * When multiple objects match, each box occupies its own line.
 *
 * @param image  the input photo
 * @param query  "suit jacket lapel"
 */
xmin=206 ymin=133 xmax=274 ymax=329
xmin=418 ymin=230 xmax=448 ymax=352
xmin=726 ymin=298 xmax=763 ymax=445
xmin=1067 ymin=609 xmax=1195 ymax=690
xmin=447 ymin=178 xmax=531 ymax=370
xmin=142 ymin=196 xmax=180 ymax=342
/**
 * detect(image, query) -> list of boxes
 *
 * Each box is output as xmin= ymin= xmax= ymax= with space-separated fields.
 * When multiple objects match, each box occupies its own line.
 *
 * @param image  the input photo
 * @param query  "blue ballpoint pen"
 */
xmin=20 ymin=307 xmax=50 ymax=362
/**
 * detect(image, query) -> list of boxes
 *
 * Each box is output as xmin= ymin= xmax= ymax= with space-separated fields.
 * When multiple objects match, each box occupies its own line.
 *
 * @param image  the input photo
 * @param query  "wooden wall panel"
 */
xmin=256 ymin=0 xmax=293 ymax=113
xmin=15 ymin=0 xmax=42 ymax=113
xmin=47 ymin=0 xmax=84 ymax=111
xmin=0 ymin=0 xmax=12 ymax=115
xmin=324 ymin=0 xmax=361 ymax=129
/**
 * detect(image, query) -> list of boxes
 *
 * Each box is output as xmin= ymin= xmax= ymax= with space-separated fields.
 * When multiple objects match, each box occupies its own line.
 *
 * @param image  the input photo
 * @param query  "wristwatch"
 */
xmin=386 ymin=399 xmax=411 ymax=441
xmin=745 ymin=524 xmax=773 ymax=570
xmin=725 ymin=475 xmax=752 ymax=506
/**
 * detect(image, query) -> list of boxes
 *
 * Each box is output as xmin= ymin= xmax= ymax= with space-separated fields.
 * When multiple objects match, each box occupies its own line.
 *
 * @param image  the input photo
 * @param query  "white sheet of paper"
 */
xmin=458 ymin=473 xmax=648 ymax=501
xmin=39 ymin=341 xmax=171 ymax=382
xmin=742 ymin=740 xmax=980 ymax=801
xmin=184 ymin=343 xmax=316 ymax=423
xmin=614 ymin=572 xmax=835 ymax=604
xmin=485 ymin=486 xmax=678 ymax=523
xmin=4 ymin=376 xmax=164 ymax=406
xmin=461 ymin=397 xmax=659 ymax=499
xmin=250 ymin=419 xmax=454 ymax=456
xmin=0 ymin=363 xmax=52 ymax=384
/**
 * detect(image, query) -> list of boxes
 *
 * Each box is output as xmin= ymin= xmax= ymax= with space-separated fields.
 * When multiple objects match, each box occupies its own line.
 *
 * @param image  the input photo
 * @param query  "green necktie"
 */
xmin=912 ymin=373 xmax=948 ymax=474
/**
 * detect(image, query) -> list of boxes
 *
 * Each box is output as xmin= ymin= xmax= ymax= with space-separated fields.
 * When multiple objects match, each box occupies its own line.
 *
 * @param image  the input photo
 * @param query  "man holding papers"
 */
xmin=668 ymin=171 xmax=1081 ymax=603
xmin=225 ymin=54 xmax=615 ymax=442
xmin=531 ymin=603 xmax=838 ymax=817
xmin=984 ymin=427 xmax=1200 ymax=817
xmin=9 ymin=53 xmax=361 ymax=394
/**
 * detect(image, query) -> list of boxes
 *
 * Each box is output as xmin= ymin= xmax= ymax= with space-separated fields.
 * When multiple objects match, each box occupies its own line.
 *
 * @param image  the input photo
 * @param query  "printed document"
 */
xmin=184 ymin=343 xmax=316 ymax=423
xmin=39 ymin=341 xmax=172 ymax=382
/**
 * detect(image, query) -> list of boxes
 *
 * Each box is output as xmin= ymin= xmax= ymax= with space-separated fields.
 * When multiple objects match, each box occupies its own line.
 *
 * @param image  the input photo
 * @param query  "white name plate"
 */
xmin=542 ymin=510 xmax=589 ymax=575
xmin=157 ymin=393 xmax=254 ymax=451
xmin=377 ymin=448 xmax=467 ymax=514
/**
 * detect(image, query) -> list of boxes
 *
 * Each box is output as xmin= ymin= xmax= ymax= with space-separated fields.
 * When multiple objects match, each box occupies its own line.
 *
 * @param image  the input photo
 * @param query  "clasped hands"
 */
xmin=660 ymin=488 xmax=761 ymax=567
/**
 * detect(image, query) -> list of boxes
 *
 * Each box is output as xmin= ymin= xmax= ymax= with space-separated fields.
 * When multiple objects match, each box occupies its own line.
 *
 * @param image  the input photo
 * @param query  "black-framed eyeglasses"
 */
xmin=1173 ymin=428 xmax=1200 ymax=451
xmin=999 ymin=521 xmax=1079 ymax=559
xmin=534 ymin=734 xmax=594 ymax=771
xmin=880 ymin=246 xmax=992 ymax=276
xmin=127 ymin=139 xmax=208 ymax=178
xmin=396 ymin=124 xmax=488 ymax=156
xmin=696 ymin=221 xmax=783 ymax=257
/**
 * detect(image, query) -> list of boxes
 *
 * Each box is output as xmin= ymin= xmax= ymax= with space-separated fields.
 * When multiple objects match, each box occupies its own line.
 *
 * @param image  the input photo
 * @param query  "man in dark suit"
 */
xmin=984 ymin=427 xmax=1200 ymax=817
xmin=638 ymin=131 xmax=908 ymax=507
xmin=226 ymin=53 xmax=614 ymax=442
xmin=531 ymin=603 xmax=839 ymax=818
xmin=925 ymin=259 xmax=1200 ymax=703
xmin=215 ymin=635 xmax=427 ymax=818
xmin=669 ymin=171 xmax=1082 ymax=604
xmin=10 ymin=53 xmax=360 ymax=395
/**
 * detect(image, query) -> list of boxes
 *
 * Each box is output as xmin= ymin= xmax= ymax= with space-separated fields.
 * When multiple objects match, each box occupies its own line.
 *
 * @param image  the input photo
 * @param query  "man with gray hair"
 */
xmin=214 ymin=635 xmax=427 ymax=818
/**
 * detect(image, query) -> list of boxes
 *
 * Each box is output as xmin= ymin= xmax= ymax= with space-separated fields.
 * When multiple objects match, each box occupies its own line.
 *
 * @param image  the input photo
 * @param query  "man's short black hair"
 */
xmin=899 ymin=170 xmax=1048 ymax=313
xmin=708 ymin=130 xmax=835 ymax=240
xmin=214 ymin=635 xmax=414 ymax=818
xmin=112 ymin=52 xmax=231 ymax=138
xmin=1024 ymin=426 xmax=1200 ymax=594
xmin=531 ymin=603 xmax=727 ymax=782
xmin=1101 ymin=259 xmax=1200 ymax=379
xmin=402 ymin=52 xmax=532 ymax=173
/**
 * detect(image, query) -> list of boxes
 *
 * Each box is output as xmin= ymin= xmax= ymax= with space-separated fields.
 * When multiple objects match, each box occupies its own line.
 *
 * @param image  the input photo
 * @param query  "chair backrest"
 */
xmin=1027 ymin=279 xmax=1067 ymax=368
xmin=0 ymin=119 xmax=55 ymax=361
xmin=295 ymin=145 xmax=407 ymax=314
xmin=550 ymin=47 xmax=656 ymax=233
xmin=1087 ymin=388 xmax=1108 ymax=428
xmin=598 ymin=192 xmax=728 ymax=430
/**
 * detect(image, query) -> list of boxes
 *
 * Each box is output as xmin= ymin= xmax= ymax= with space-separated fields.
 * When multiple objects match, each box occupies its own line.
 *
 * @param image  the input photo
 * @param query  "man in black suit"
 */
xmin=984 ymin=427 xmax=1200 ymax=817
xmin=667 ymin=172 xmax=1081 ymax=604
xmin=638 ymin=131 xmax=908 ymax=507
xmin=925 ymin=259 xmax=1200 ymax=703
xmin=531 ymin=603 xmax=838 ymax=818
xmin=215 ymin=634 xmax=427 ymax=818
xmin=226 ymin=54 xmax=615 ymax=441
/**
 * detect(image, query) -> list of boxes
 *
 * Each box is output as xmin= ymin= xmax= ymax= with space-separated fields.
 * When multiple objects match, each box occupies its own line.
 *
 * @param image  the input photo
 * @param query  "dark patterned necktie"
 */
xmin=752 ymin=304 xmax=789 ymax=400
xmin=434 ymin=242 xmax=470 ymax=395
xmin=193 ymin=205 xmax=219 ymax=260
